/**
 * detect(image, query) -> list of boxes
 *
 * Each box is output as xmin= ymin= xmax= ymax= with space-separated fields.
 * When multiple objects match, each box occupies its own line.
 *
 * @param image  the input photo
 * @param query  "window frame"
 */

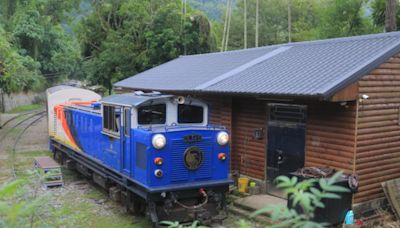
xmin=137 ymin=103 xmax=167 ymax=126
xmin=123 ymin=107 xmax=131 ymax=137
xmin=102 ymin=104 xmax=121 ymax=138
xmin=177 ymin=104 xmax=204 ymax=124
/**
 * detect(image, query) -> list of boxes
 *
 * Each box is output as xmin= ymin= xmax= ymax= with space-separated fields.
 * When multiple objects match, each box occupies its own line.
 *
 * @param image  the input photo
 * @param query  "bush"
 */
xmin=250 ymin=172 xmax=349 ymax=228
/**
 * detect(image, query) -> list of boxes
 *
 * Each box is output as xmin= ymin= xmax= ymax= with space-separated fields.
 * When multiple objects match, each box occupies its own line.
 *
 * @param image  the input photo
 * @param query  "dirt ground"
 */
xmin=0 ymin=108 xmax=245 ymax=228
xmin=0 ymin=110 xmax=151 ymax=227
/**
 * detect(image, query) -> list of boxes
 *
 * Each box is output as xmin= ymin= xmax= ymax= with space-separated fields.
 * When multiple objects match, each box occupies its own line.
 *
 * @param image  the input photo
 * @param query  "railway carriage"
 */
xmin=46 ymin=86 xmax=232 ymax=226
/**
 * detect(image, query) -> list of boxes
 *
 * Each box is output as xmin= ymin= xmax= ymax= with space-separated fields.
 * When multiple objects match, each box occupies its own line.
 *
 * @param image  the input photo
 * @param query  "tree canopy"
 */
xmin=77 ymin=0 xmax=216 ymax=94
xmin=0 ymin=0 xmax=397 ymax=94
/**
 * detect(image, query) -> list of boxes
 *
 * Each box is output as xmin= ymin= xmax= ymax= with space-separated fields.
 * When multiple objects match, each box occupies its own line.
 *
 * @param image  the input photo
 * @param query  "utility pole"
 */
xmin=288 ymin=0 xmax=292 ymax=43
xmin=225 ymin=0 xmax=232 ymax=52
xmin=183 ymin=0 xmax=187 ymax=55
xmin=244 ymin=0 xmax=247 ymax=49
xmin=385 ymin=0 xmax=397 ymax=32
xmin=221 ymin=0 xmax=230 ymax=52
xmin=255 ymin=0 xmax=259 ymax=47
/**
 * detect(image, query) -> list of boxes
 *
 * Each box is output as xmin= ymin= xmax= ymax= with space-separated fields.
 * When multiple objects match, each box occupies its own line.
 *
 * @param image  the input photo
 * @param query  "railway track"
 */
xmin=0 ymin=109 xmax=43 ymax=129
xmin=0 ymin=110 xmax=46 ymax=179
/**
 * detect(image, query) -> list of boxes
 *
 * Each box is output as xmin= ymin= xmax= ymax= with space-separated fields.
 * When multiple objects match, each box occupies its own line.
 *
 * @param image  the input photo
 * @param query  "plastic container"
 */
xmin=238 ymin=177 xmax=249 ymax=193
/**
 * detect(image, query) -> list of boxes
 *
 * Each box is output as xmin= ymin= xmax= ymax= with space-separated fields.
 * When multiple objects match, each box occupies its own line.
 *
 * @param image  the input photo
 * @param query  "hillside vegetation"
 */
xmin=0 ymin=0 xmax=396 ymax=94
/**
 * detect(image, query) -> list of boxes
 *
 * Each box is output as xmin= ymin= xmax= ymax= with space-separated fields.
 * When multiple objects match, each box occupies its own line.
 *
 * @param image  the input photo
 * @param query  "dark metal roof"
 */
xmin=100 ymin=93 xmax=173 ymax=106
xmin=115 ymin=32 xmax=400 ymax=99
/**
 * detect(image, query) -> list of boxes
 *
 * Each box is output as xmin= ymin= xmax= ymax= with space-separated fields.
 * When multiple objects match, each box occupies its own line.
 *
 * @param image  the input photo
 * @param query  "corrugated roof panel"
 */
xmin=115 ymin=46 xmax=279 ymax=90
xmin=115 ymin=32 xmax=400 ymax=98
xmin=205 ymin=35 xmax=400 ymax=96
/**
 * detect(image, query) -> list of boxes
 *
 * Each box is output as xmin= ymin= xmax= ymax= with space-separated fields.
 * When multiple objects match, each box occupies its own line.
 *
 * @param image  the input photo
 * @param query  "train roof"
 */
xmin=100 ymin=93 xmax=174 ymax=107
xmin=46 ymin=85 xmax=75 ymax=94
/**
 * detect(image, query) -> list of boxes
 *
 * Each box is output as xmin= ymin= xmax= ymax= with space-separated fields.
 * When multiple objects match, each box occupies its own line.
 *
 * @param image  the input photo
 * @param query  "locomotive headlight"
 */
xmin=217 ymin=132 xmax=229 ymax=146
xmin=152 ymin=134 xmax=166 ymax=149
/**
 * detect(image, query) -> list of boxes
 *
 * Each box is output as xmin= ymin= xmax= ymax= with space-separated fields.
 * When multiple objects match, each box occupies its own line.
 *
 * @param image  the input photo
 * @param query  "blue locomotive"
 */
xmin=46 ymin=86 xmax=231 ymax=226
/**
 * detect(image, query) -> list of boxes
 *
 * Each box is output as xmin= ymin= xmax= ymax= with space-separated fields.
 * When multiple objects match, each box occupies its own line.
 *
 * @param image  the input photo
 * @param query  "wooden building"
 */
xmin=114 ymin=32 xmax=400 ymax=208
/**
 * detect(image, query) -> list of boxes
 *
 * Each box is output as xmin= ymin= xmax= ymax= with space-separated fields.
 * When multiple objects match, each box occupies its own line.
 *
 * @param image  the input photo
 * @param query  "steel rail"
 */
xmin=0 ymin=109 xmax=44 ymax=129
xmin=0 ymin=111 xmax=45 ymax=143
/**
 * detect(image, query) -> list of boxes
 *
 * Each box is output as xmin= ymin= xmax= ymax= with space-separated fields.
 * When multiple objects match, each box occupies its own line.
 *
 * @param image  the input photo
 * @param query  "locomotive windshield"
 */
xmin=138 ymin=104 xmax=166 ymax=125
xmin=178 ymin=104 xmax=203 ymax=124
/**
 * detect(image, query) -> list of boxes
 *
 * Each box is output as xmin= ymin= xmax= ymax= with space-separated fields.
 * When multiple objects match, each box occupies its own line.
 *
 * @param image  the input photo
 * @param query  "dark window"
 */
xmin=178 ymin=104 xmax=204 ymax=123
xmin=103 ymin=105 xmax=121 ymax=134
xmin=138 ymin=104 xmax=166 ymax=125
xmin=124 ymin=108 xmax=130 ymax=136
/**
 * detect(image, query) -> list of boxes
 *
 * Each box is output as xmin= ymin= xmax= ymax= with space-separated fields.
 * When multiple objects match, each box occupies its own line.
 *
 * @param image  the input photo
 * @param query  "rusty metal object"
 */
xmin=34 ymin=156 xmax=60 ymax=169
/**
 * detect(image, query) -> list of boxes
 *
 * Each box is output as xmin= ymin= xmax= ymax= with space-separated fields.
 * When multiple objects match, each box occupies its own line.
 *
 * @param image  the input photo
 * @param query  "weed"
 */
xmin=8 ymin=104 xmax=42 ymax=114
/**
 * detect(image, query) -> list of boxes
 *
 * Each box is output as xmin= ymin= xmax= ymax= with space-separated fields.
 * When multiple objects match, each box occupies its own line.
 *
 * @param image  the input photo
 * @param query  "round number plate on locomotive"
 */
xmin=183 ymin=146 xmax=203 ymax=170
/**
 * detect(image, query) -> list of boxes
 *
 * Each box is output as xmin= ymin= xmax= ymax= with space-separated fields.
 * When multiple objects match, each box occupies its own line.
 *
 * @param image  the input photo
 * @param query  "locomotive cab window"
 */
xmin=123 ymin=108 xmax=130 ymax=136
xmin=103 ymin=105 xmax=121 ymax=135
xmin=138 ymin=104 xmax=166 ymax=125
xmin=178 ymin=104 xmax=204 ymax=124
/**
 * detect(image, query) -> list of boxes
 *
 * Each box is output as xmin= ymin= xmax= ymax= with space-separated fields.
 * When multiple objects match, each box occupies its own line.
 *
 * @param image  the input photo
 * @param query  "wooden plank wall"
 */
xmin=202 ymin=96 xmax=232 ymax=130
xmin=355 ymin=53 xmax=400 ymax=203
xmin=204 ymin=96 xmax=267 ymax=179
xmin=231 ymin=98 xmax=267 ymax=179
xmin=305 ymin=101 xmax=357 ymax=174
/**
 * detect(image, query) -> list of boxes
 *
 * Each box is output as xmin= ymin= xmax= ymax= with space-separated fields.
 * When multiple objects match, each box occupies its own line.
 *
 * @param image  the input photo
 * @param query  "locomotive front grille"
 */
xmin=171 ymin=138 xmax=212 ymax=182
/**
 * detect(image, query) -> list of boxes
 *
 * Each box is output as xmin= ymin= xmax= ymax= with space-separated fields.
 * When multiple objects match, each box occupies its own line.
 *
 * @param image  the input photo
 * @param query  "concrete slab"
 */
xmin=234 ymin=194 xmax=287 ymax=211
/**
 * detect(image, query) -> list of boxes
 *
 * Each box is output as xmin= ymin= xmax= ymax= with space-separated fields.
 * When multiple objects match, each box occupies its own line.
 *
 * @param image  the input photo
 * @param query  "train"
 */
xmin=46 ymin=86 xmax=232 ymax=226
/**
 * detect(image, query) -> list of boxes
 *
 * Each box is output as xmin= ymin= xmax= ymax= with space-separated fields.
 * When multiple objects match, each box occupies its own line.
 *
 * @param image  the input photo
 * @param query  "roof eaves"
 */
xmin=321 ymin=39 xmax=400 ymax=100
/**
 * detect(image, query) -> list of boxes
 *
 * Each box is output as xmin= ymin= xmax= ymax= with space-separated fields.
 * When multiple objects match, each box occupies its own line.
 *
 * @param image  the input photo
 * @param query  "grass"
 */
xmin=8 ymin=104 xmax=42 ymax=113
xmin=19 ymin=150 xmax=52 ymax=158
xmin=84 ymin=187 xmax=107 ymax=200
xmin=6 ymin=149 xmax=151 ymax=228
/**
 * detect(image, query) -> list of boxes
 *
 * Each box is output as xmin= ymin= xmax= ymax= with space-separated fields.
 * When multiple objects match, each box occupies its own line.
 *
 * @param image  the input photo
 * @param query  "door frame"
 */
xmin=121 ymin=106 xmax=132 ymax=175
xmin=264 ymin=103 xmax=307 ymax=197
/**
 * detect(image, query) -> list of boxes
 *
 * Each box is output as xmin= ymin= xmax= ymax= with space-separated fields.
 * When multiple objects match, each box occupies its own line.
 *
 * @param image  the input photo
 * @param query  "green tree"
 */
xmin=0 ymin=25 xmax=43 ymax=94
xmin=77 ymin=0 xmax=216 ymax=94
xmin=316 ymin=0 xmax=377 ymax=39
xmin=224 ymin=0 xmax=378 ymax=50
xmin=371 ymin=0 xmax=400 ymax=30
xmin=9 ymin=0 xmax=81 ymax=83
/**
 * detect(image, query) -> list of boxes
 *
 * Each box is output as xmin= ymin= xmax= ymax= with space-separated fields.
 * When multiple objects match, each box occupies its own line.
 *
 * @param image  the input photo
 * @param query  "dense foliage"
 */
xmin=77 ymin=0 xmax=216 ymax=94
xmin=0 ymin=0 xmax=397 ymax=94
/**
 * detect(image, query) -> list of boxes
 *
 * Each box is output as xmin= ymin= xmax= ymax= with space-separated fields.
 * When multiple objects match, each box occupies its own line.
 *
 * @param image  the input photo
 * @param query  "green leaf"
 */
xmin=327 ymin=171 xmax=343 ymax=185
xmin=190 ymin=220 xmax=199 ymax=228
xmin=321 ymin=192 xmax=341 ymax=199
xmin=0 ymin=180 xmax=25 ymax=199
xmin=309 ymin=187 xmax=322 ymax=197
xmin=324 ymin=185 xmax=350 ymax=193
xmin=313 ymin=200 xmax=325 ymax=208
xmin=318 ymin=179 xmax=328 ymax=191
xmin=250 ymin=206 xmax=273 ymax=217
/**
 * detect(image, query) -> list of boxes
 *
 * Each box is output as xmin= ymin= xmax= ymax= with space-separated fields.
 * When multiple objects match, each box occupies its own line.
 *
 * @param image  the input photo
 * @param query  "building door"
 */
xmin=122 ymin=107 xmax=131 ymax=175
xmin=266 ymin=103 xmax=306 ymax=198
